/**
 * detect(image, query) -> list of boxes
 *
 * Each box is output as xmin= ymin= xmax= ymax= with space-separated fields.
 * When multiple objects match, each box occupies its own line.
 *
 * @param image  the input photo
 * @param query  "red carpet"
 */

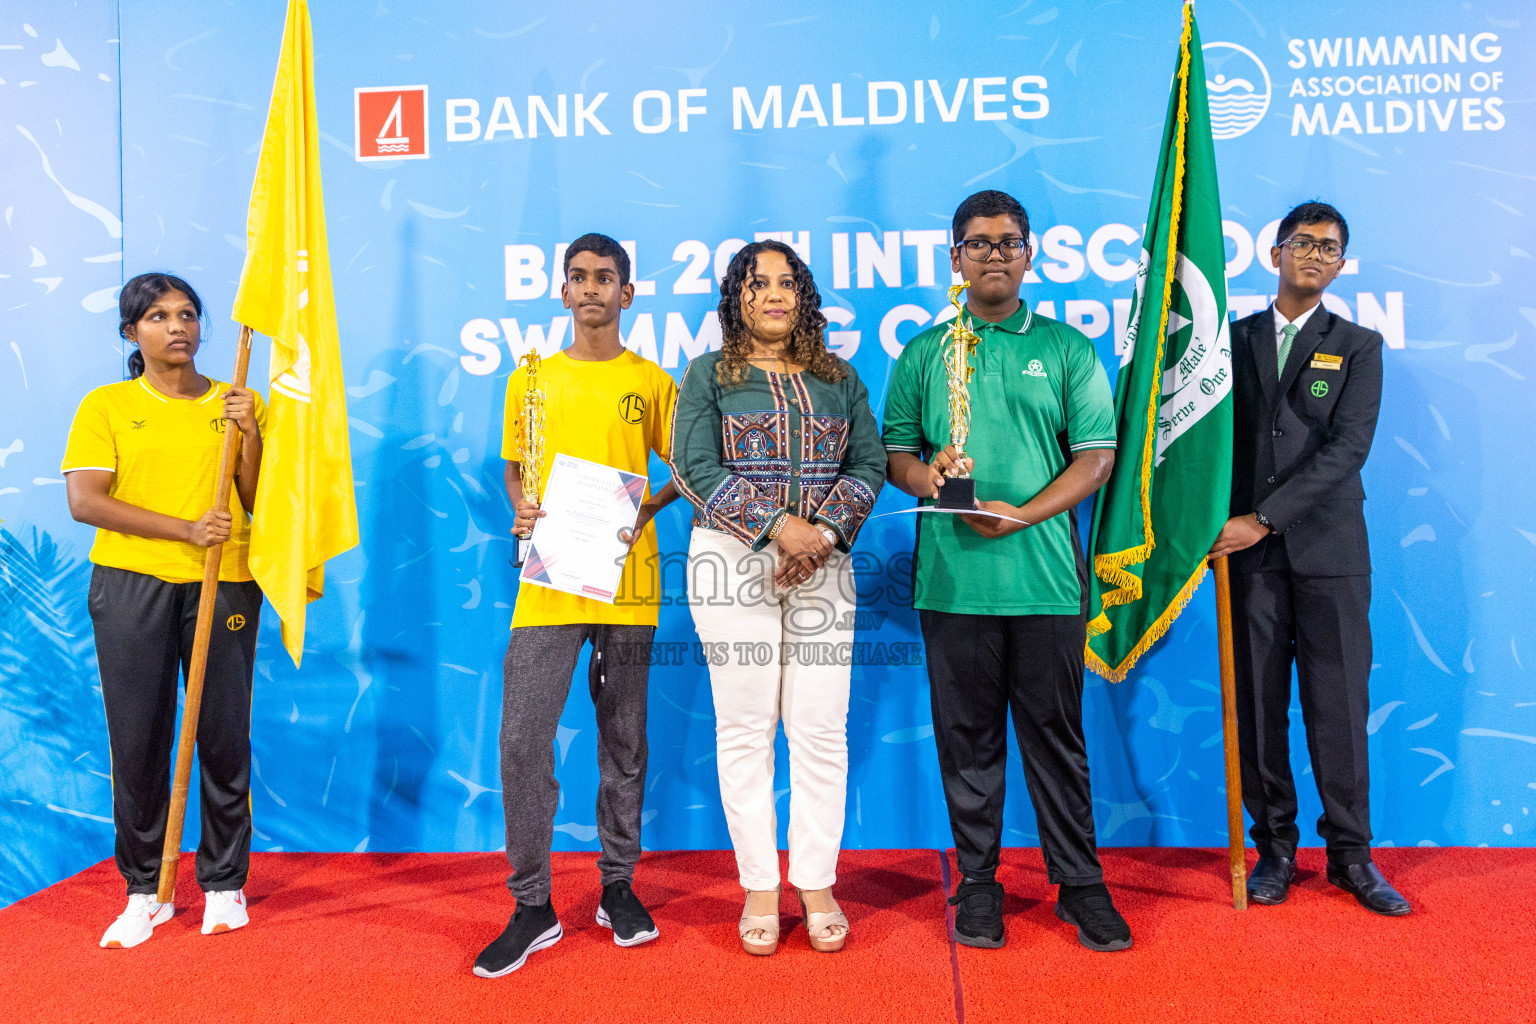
xmin=1 ymin=848 xmax=1532 ymax=1023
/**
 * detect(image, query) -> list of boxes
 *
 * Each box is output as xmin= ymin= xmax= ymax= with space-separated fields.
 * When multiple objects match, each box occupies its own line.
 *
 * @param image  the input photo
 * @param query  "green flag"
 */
xmin=1086 ymin=3 xmax=1232 ymax=682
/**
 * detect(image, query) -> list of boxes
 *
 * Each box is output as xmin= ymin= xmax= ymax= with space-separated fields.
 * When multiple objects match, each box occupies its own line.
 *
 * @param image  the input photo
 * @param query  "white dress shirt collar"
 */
xmin=1272 ymin=301 xmax=1321 ymax=351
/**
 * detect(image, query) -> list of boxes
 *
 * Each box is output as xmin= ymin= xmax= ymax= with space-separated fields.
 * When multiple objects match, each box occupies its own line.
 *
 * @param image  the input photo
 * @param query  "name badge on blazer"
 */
xmin=1310 ymin=353 xmax=1343 ymax=371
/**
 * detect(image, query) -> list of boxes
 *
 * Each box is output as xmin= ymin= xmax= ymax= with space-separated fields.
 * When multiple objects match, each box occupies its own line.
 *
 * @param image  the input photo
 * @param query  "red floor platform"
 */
xmin=1 ymin=847 xmax=1532 ymax=1023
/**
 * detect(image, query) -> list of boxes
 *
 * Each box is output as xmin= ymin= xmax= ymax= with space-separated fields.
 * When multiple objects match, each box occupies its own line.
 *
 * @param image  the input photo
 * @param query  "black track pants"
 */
xmin=89 ymin=565 xmax=261 ymax=895
xmin=919 ymin=609 xmax=1104 ymax=886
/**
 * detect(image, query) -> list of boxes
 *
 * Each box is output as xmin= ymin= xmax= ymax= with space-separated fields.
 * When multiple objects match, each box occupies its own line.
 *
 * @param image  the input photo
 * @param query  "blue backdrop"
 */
xmin=3 ymin=1 xmax=1533 ymax=906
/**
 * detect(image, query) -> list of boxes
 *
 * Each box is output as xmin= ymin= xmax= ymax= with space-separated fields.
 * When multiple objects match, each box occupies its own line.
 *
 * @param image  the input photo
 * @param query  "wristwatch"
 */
xmin=816 ymin=524 xmax=838 ymax=547
xmin=1253 ymin=510 xmax=1274 ymax=532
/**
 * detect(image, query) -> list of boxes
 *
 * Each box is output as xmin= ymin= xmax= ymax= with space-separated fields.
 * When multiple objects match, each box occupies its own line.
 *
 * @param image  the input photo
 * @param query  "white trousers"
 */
xmin=688 ymin=527 xmax=857 ymax=891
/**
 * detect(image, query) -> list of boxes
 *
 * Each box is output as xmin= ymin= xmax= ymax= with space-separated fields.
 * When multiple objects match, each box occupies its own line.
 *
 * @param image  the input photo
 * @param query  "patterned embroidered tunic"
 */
xmin=670 ymin=351 xmax=886 ymax=551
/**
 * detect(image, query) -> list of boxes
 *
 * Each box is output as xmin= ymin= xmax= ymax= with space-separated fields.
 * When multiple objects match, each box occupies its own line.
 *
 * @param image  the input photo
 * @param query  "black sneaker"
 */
xmin=947 ymin=879 xmax=1005 ymax=948
xmin=1055 ymin=884 xmax=1132 ymax=952
xmin=597 ymin=880 xmax=660 ymax=946
xmin=473 ymin=900 xmax=562 ymax=977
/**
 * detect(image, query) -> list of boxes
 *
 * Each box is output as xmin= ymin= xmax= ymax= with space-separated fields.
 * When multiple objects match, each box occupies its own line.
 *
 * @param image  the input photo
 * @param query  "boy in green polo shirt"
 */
xmin=883 ymin=189 xmax=1131 ymax=952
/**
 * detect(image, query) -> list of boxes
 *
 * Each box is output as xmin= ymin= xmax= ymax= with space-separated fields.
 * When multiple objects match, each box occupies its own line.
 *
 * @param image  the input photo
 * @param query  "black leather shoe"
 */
xmin=1246 ymin=855 xmax=1296 ymax=905
xmin=1326 ymin=861 xmax=1411 ymax=916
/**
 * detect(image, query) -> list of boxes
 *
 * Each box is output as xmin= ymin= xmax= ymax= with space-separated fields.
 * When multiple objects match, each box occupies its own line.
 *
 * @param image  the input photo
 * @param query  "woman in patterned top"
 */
xmin=669 ymin=240 xmax=886 ymax=956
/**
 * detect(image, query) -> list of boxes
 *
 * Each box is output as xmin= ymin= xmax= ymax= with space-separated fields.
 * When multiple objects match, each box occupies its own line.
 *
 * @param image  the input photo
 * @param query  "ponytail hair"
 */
xmin=119 ymin=272 xmax=205 ymax=380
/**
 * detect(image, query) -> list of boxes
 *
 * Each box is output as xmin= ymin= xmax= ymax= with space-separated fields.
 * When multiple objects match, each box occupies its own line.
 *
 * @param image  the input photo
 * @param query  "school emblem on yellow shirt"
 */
xmin=226 ymin=614 xmax=246 ymax=631
xmin=618 ymin=392 xmax=646 ymax=424
xmin=210 ymin=417 xmax=228 ymax=433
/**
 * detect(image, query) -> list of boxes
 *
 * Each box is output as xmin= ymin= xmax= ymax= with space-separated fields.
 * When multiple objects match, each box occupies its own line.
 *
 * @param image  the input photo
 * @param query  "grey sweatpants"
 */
xmin=500 ymin=623 xmax=654 ymax=904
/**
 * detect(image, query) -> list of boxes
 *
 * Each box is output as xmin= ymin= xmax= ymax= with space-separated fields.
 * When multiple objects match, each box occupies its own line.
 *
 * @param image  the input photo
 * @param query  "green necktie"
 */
xmin=1277 ymin=323 xmax=1298 ymax=380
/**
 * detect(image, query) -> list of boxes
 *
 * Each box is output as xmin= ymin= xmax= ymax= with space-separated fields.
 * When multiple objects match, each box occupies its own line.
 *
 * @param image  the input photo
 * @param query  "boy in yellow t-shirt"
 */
xmin=474 ymin=234 xmax=680 ymax=978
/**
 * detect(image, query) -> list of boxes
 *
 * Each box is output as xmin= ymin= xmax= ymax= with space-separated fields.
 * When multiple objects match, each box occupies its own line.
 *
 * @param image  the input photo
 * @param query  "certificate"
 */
xmin=519 ymin=453 xmax=646 ymax=603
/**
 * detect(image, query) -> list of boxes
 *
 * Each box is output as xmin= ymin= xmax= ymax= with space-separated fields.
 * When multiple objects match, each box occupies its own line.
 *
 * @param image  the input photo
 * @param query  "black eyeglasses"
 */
xmin=959 ymin=238 xmax=1029 ymax=261
xmin=1282 ymin=237 xmax=1344 ymax=264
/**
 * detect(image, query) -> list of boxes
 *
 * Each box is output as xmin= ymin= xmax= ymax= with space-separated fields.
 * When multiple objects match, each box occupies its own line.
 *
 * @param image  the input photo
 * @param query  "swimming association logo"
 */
xmin=1202 ymin=42 xmax=1271 ymax=139
xmin=355 ymin=85 xmax=429 ymax=161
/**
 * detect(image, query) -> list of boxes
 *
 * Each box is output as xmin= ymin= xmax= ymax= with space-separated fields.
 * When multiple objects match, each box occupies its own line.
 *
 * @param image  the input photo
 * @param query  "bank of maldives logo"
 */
xmin=355 ymin=85 xmax=428 ymax=161
xmin=1202 ymin=42 xmax=1270 ymax=139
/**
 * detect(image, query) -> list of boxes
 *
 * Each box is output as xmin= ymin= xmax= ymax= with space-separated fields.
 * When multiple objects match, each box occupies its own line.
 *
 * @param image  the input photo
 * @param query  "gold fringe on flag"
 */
xmin=1088 ymin=3 xmax=1195 ymax=626
xmin=1085 ymin=559 xmax=1209 ymax=684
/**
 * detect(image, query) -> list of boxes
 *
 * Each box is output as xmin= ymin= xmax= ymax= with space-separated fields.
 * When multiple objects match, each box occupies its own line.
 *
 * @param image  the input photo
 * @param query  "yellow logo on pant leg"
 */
xmin=226 ymin=614 xmax=246 ymax=631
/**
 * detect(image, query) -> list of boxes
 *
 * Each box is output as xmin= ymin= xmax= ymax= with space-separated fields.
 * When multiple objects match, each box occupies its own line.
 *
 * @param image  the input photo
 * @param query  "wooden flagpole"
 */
xmin=1211 ymin=554 xmax=1248 ymax=910
xmin=157 ymin=325 xmax=253 ymax=904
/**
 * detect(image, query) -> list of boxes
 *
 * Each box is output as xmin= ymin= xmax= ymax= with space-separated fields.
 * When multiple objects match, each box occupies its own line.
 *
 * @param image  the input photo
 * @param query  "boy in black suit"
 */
xmin=1210 ymin=201 xmax=1408 ymax=915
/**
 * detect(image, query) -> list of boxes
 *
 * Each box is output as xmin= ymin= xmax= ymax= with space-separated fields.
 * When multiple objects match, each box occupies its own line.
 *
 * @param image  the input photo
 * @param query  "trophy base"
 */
xmin=935 ymin=476 xmax=977 ymax=511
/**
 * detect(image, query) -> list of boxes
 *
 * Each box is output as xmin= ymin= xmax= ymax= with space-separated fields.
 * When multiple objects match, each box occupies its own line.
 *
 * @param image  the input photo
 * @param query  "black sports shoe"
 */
xmin=597 ymin=880 xmax=660 ymax=947
xmin=947 ymin=879 xmax=1005 ymax=948
xmin=474 ymin=900 xmax=562 ymax=977
xmin=1055 ymin=884 xmax=1132 ymax=952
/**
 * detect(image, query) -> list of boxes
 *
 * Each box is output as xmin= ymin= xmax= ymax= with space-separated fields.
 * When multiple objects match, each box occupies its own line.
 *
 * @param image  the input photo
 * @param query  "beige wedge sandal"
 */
xmin=796 ymin=889 xmax=850 ymax=953
xmin=739 ymin=888 xmax=781 ymax=956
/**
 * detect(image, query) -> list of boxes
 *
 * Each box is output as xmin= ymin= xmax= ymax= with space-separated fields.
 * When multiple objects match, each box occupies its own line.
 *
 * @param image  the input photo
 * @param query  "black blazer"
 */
xmin=1228 ymin=305 xmax=1383 ymax=576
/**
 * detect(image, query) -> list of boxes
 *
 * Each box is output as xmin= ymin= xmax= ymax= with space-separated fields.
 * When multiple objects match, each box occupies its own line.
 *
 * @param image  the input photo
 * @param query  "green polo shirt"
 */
xmin=882 ymin=302 xmax=1116 ymax=616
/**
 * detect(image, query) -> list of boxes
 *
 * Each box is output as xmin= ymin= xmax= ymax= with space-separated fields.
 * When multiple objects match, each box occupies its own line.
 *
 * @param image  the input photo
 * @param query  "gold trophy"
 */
xmin=512 ymin=350 xmax=546 ymax=567
xmin=936 ymin=282 xmax=980 ymax=510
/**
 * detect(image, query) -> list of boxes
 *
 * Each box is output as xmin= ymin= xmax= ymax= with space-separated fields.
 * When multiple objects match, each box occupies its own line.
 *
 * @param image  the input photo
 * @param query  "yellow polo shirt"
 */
xmin=502 ymin=350 xmax=677 ymax=628
xmin=61 ymin=377 xmax=266 ymax=583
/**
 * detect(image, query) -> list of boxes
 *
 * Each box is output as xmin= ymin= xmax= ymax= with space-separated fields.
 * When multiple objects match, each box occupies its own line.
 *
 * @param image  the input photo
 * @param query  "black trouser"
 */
xmin=919 ymin=609 xmax=1103 ymax=886
xmin=500 ymin=624 xmax=654 ymax=904
xmin=88 ymin=565 xmax=261 ymax=895
xmin=1231 ymin=536 xmax=1373 ymax=865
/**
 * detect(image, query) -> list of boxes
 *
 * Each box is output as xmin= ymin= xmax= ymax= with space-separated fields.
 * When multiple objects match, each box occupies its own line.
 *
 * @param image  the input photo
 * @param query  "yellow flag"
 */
xmin=233 ymin=0 xmax=358 ymax=666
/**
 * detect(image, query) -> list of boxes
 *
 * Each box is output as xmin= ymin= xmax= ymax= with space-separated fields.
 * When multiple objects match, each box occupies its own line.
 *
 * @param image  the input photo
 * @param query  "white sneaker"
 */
xmin=99 ymin=893 xmax=174 ymax=948
xmin=201 ymin=889 xmax=249 ymax=935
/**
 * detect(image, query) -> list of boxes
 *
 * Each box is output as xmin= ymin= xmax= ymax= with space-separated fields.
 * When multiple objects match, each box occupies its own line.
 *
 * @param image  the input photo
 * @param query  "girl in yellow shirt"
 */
xmin=62 ymin=273 xmax=266 ymax=948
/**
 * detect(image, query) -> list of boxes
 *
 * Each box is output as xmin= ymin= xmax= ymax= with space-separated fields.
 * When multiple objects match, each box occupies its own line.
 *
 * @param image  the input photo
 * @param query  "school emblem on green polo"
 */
xmin=1311 ymin=379 xmax=1329 ymax=398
